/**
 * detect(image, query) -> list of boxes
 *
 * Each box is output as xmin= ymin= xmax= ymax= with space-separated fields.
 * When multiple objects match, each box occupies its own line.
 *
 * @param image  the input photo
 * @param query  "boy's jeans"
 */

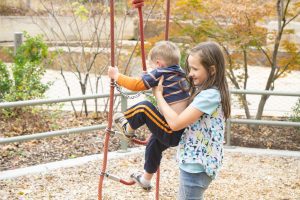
xmin=178 ymin=169 xmax=212 ymax=200
xmin=125 ymin=101 xmax=184 ymax=173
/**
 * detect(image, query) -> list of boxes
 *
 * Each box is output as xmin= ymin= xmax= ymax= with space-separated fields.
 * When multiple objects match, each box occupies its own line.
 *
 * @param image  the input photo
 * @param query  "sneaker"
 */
xmin=113 ymin=113 xmax=134 ymax=139
xmin=130 ymin=173 xmax=152 ymax=191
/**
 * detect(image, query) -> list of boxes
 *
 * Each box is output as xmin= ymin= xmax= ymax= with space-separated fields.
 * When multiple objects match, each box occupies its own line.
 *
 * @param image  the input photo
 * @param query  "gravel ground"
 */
xmin=1 ymin=148 xmax=299 ymax=200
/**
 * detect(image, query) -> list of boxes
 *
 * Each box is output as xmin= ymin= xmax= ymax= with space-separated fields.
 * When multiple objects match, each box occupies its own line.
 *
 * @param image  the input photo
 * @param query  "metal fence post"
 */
xmin=226 ymin=119 xmax=231 ymax=146
xmin=14 ymin=32 xmax=23 ymax=56
xmin=119 ymin=96 xmax=129 ymax=152
xmin=26 ymin=0 xmax=31 ymax=9
xmin=226 ymin=89 xmax=232 ymax=146
xmin=121 ymin=96 xmax=128 ymax=112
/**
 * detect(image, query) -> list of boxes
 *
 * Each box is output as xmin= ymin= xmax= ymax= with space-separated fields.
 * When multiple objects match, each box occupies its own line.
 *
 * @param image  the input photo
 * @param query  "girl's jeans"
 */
xmin=178 ymin=169 xmax=212 ymax=200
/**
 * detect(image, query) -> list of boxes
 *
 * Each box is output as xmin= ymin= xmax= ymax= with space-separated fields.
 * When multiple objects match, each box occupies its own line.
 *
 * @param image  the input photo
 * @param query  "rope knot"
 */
xmin=132 ymin=0 xmax=144 ymax=8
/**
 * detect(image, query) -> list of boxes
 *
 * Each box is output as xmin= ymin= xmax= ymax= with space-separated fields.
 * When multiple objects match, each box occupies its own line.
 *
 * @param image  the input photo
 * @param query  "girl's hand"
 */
xmin=152 ymin=76 xmax=164 ymax=97
xmin=108 ymin=66 xmax=119 ymax=80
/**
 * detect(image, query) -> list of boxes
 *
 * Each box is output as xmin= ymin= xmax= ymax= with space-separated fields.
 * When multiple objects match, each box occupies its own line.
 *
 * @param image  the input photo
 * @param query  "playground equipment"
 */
xmin=97 ymin=0 xmax=171 ymax=199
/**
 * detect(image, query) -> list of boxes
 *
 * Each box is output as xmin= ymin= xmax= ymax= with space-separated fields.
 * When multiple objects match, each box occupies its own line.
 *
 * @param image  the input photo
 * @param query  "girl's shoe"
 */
xmin=130 ymin=172 xmax=152 ymax=191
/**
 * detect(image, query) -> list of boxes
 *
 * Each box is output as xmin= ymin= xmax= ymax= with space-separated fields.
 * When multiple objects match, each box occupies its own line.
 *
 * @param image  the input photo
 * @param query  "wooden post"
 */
xmin=26 ymin=0 xmax=31 ymax=9
xmin=14 ymin=32 xmax=23 ymax=56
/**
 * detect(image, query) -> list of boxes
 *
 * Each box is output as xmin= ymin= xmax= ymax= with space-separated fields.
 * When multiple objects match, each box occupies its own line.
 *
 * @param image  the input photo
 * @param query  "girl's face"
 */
xmin=187 ymin=54 xmax=208 ymax=86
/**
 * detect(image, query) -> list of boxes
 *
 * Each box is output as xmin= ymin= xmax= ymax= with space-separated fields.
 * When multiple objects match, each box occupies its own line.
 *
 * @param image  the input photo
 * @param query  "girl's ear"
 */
xmin=210 ymin=65 xmax=216 ymax=76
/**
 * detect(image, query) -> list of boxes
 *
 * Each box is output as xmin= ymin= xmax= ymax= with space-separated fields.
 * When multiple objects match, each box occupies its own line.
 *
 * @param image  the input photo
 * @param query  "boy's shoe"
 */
xmin=130 ymin=173 xmax=152 ymax=191
xmin=113 ymin=113 xmax=135 ymax=140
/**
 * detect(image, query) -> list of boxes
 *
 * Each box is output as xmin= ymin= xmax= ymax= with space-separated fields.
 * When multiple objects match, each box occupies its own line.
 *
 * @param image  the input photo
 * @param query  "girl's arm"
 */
xmin=153 ymin=77 xmax=204 ymax=131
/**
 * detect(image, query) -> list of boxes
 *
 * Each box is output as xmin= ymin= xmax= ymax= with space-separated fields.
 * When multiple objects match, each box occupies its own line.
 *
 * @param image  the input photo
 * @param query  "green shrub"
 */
xmin=145 ymin=93 xmax=157 ymax=107
xmin=4 ymin=32 xmax=51 ymax=102
xmin=290 ymin=98 xmax=300 ymax=123
xmin=0 ymin=33 xmax=52 ymax=118
xmin=14 ymin=32 xmax=49 ymax=66
xmin=0 ymin=61 xmax=12 ymax=100
xmin=6 ymin=62 xmax=49 ymax=101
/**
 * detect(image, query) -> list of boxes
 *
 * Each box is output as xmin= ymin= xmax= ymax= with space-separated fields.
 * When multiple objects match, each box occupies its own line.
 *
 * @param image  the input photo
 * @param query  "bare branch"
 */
xmin=258 ymin=46 xmax=273 ymax=66
xmin=286 ymin=12 xmax=300 ymax=26
xmin=275 ymin=50 xmax=300 ymax=79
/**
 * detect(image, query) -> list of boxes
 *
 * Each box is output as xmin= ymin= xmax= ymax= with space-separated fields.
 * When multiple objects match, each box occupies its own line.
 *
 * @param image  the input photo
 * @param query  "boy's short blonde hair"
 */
xmin=148 ymin=41 xmax=181 ymax=67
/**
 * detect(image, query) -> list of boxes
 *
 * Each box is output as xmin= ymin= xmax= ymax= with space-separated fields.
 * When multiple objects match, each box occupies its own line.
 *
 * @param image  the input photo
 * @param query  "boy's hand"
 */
xmin=108 ymin=66 xmax=119 ymax=80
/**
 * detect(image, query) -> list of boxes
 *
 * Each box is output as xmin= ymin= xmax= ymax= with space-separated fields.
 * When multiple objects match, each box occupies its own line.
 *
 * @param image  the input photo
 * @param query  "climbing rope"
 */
xmin=165 ymin=0 xmax=170 ymax=40
xmin=114 ymin=0 xmax=147 ymax=100
xmin=98 ymin=0 xmax=171 ymax=199
xmin=132 ymin=0 xmax=147 ymax=71
xmin=97 ymin=0 xmax=117 ymax=198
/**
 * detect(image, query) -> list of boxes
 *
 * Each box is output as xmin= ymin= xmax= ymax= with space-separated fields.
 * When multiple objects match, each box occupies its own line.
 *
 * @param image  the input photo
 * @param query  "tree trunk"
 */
xmin=61 ymin=69 xmax=78 ymax=117
xmin=222 ymin=45 xmax=252 ymax=118
xmin=255 ymin=0 xmax=284 ymax=120
xmin=242 ymin=49 xmax=251 ymax=119
xmin=80 ymin=82 xmax=88 ymax=116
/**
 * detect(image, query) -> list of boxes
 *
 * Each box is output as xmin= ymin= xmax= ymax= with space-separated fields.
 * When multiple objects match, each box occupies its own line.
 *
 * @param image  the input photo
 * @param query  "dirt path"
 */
xmin=42 ymin=67 xmax=300 ymax=116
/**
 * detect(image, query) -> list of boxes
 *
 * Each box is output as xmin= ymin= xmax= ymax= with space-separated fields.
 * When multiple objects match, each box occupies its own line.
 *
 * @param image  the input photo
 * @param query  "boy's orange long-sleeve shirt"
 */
xmin=116 ymin=65 xmax=190 ymax=104
xmin=117 ymin=74 xmax=147 ymax=91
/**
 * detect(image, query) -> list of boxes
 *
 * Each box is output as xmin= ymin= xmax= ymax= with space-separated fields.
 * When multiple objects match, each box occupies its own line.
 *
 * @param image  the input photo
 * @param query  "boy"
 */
xmin=107 ymin=41 xmax=189 ymax=190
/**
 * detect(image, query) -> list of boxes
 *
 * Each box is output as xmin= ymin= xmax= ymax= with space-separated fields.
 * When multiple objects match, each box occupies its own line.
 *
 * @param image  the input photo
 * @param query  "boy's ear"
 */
xmin=156 ymin=60 xmax=161 ymax=66
xmin=156 ymin=59 xmax=164 ymax=67
xmin=210 ymin=65 xmax=216 ymax=75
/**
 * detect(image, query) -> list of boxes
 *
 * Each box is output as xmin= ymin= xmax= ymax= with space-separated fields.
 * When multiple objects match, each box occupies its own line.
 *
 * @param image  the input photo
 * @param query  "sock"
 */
xmin=140 ymin=176 xmax=151 ymax=186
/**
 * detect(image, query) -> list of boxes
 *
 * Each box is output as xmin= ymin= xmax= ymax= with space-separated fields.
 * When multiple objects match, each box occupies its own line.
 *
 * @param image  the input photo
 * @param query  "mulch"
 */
xmin=0 ymin=110 xmax=299 ymax=171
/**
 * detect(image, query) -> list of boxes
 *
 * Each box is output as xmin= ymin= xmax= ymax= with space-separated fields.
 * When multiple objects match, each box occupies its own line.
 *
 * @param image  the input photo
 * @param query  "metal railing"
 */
xmin=1 ymin=90 xmax=300 ymax=146
xmin=226 ymin=89 xmax=300 ymax=145
xmin=0 ymin=92 xmax=141 ymax=146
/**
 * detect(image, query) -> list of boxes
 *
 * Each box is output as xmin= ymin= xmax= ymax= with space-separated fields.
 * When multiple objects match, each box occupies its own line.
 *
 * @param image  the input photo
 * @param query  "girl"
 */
xmin=153 ymin=41 xmax=231 ymax=199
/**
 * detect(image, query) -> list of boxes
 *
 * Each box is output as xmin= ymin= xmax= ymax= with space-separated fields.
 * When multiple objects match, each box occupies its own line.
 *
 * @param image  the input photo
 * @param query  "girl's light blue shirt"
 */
xmin=179 ymin=88 xmax=221 ymax=174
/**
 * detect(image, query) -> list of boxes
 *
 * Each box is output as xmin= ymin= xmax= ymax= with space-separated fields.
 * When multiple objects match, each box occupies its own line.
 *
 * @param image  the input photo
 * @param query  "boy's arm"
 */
xmin=117 ymin=74 xmax=147 ymax=91
xmin=142 ymin=69 xmax=162 ymax=88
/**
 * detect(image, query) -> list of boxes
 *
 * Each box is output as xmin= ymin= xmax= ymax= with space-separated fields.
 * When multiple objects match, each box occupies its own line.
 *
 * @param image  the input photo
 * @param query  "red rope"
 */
xmin=132 ymin=1 xmax=161 ymax=200
xmin=120 ymin=179 xmax=136 ymax=185
xmin=156 ymin=168 xmax=160 ymax=200
xmin=130 ymin=0 xmax=150 ymax=150
xmin=98 ymin=0 xmax=171 ymax=199
xmin=98 ymin=0 xmax=115 ymax=199
xmin=132 ymin=135 xmax=150 ymax=145
xmin=165 ymin=0 xmax=170 ymax=40
xmin=132 ymin=0 xmax=144 ymax=8
xmin=132 ymin=0 xmax=147 ymax=71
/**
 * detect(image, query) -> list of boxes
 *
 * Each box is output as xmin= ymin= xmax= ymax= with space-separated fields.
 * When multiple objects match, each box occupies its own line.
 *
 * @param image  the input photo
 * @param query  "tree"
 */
xmin=255 ymin=0 xmax=300 ymax=120
xmin=28 ymin=0 xmax=159 ymax=117
xmin=30 ymin=0 xmax=128 ymax=116
xmin=172 ymin=0 xmax=300 ymax=119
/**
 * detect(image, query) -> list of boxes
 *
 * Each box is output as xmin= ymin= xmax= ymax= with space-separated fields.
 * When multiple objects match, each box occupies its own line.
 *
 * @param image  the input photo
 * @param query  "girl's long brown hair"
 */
xmin=186 ymin=42 xmax=231 ymax=119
